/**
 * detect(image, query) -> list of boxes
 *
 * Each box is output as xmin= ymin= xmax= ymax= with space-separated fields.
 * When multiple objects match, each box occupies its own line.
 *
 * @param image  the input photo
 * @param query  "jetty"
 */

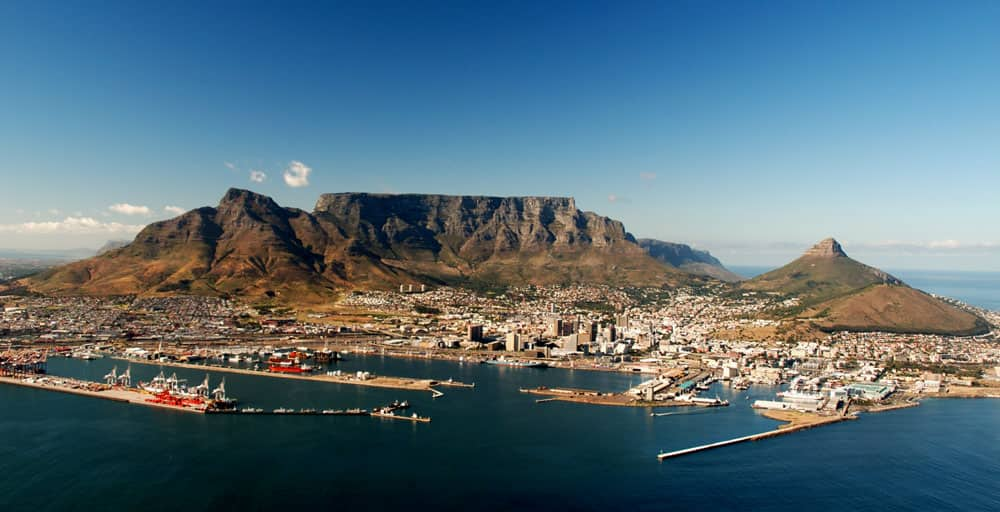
xmin=370 ymin=411 xmax=432 ymax=423
xmin=658 ymin=412 xmax=852 ymax=460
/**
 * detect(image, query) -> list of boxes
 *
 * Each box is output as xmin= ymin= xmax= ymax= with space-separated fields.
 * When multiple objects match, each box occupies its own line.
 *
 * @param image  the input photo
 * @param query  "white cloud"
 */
xmin=0 ymin=217 xmax=146 ymax=235
xmin=249 ymin=170 xmax=267 ymax=183
xmin=164 ymin=205 xmax=185 ymax=215
xmin=225 ymin=161 xmax=237 ymax=171
xmin=639 ymin=172 xmax=657 ymax=181
xmin=283 ymin=160 xmax=311 ymax=187
xmin=608 ymin=194 xmax=619 ymax=203
xmin=927 ymin=240 xmax=962 ymax=249
xmin=109 ymin=203 xmax=152 ymax=216
xmin=48 ymin=208 xmax=60 ymax=216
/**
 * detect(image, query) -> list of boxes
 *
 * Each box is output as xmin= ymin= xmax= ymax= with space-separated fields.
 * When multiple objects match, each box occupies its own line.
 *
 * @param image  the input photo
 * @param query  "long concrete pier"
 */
xmin=657 ymin=415 xmax=852 ymax=460
xmin=111 ymin=356 xmax=472 ymax=395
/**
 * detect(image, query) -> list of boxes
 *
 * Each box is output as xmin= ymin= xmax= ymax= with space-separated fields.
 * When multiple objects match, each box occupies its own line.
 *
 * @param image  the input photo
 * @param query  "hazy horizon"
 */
xmin=3 ymin=223 xmax=1000 ymax=273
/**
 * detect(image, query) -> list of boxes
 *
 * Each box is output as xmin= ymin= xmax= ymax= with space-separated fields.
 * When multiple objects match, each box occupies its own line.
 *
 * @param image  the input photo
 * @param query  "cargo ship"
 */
xmin=268 ymin=362 xmax=315 ymax=374
xmin=139 ymin=373 xmax=237 ymax=411
xmin=482 ymin=358 xmax=548 ymax=369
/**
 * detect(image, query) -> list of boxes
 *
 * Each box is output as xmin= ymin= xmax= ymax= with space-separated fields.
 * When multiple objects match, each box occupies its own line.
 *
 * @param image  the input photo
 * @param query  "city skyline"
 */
xmin=2 ymin=1 xmax=999 ymax=269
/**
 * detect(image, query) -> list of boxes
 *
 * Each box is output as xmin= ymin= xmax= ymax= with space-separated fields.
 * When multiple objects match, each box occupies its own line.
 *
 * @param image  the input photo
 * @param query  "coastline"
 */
xmin=107 ymin=355 xmax=467 ymax=395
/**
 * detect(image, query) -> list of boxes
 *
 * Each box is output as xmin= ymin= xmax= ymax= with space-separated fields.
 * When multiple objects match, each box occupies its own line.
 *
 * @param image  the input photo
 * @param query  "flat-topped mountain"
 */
xmin=743 ymin=238 xmax=988 ymax=336
xmin=22 ymin=189 xmax=686 ymax=300
xmin=638 ymin=239 xmax=743 ymax=282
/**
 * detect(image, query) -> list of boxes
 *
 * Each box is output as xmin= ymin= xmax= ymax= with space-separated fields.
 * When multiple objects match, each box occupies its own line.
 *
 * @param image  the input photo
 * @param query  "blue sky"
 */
xmin=1 ymin=1 xmax=999 ymax=270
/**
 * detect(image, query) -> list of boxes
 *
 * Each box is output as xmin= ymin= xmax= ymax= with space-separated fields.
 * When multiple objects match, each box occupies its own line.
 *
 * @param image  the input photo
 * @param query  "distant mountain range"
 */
xmin=638 ymin=239 xmax=743 ymax=282
xmin=743 ymin=238 xmax=989 ymax=336
xmin=19 ymin=188 xmax=737 ymax=300
xmin=0 ymin=248 xmax=98 ymax=261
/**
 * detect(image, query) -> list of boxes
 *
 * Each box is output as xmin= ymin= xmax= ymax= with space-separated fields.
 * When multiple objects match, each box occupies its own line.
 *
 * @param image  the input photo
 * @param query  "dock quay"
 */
xmin=111 ymin=356 xmax=471 ymax=396
xmin=1 ymin=375 xmax=434 ymax=422
xmin=863 ymin=400 xmax=921 ymax=413
xmin=0 ymin=375 xmax=208 ymax=414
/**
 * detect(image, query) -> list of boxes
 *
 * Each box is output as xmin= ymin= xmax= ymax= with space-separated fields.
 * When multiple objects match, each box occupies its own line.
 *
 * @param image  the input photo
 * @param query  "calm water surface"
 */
xmin=1 ymin=356 xmax=999 ymax=511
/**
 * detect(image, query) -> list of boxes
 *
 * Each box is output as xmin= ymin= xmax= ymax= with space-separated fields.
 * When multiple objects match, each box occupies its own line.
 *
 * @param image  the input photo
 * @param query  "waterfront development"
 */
xmin=0 ymin=354 xmax=998 ymax=511
xmin=1 ymin=275 xmax=999 ymax=510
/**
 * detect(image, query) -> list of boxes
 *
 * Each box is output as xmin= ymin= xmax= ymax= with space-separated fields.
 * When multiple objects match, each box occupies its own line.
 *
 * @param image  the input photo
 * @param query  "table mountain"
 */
xmin=22 ymin=189 xmax=685 ymax=300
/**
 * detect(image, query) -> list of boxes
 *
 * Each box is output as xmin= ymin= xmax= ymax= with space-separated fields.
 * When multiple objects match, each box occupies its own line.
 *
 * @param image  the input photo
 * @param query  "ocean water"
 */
xmin=731 ymin=266 xmax=1000 ymax=311
xmin=891 ymin=270 xmax=1000 ymax=311
xmin=1 ymin=357 xmax=999 ymax=511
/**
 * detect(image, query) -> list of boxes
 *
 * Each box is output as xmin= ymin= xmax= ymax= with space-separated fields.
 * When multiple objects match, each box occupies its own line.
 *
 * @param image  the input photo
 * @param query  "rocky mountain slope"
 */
xmin=21 ymin=189 xmax=686 ymax=300
xmin=637 ymin=239 xmax=743 ymax=282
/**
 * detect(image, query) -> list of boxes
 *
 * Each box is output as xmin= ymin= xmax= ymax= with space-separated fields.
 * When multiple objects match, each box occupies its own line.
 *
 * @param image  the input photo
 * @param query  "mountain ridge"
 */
xmin=637 ymin=239 xmax=743 ymax=282
xmin=20 ymin=188 xmax=688 ymax=300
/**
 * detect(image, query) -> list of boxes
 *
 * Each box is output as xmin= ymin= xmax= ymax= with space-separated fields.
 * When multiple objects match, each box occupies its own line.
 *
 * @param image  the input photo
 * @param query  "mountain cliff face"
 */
xmin=743 ymin=238 xmax=988 ymax=336
xmin=313 ymin=193 xmax=662 ymax=284
xmin=637 ymin=239 xmax=743 ymax=282
xmin=23 ymin=189 xmax=683 ymax=300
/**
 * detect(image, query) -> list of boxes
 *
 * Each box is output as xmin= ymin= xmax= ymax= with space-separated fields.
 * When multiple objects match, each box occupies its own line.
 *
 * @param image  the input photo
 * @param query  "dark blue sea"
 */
xmin=731 ymin=266 xmax=1000 ymax=311
xmin=2 ymin=356 xmax=999 ymax=511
